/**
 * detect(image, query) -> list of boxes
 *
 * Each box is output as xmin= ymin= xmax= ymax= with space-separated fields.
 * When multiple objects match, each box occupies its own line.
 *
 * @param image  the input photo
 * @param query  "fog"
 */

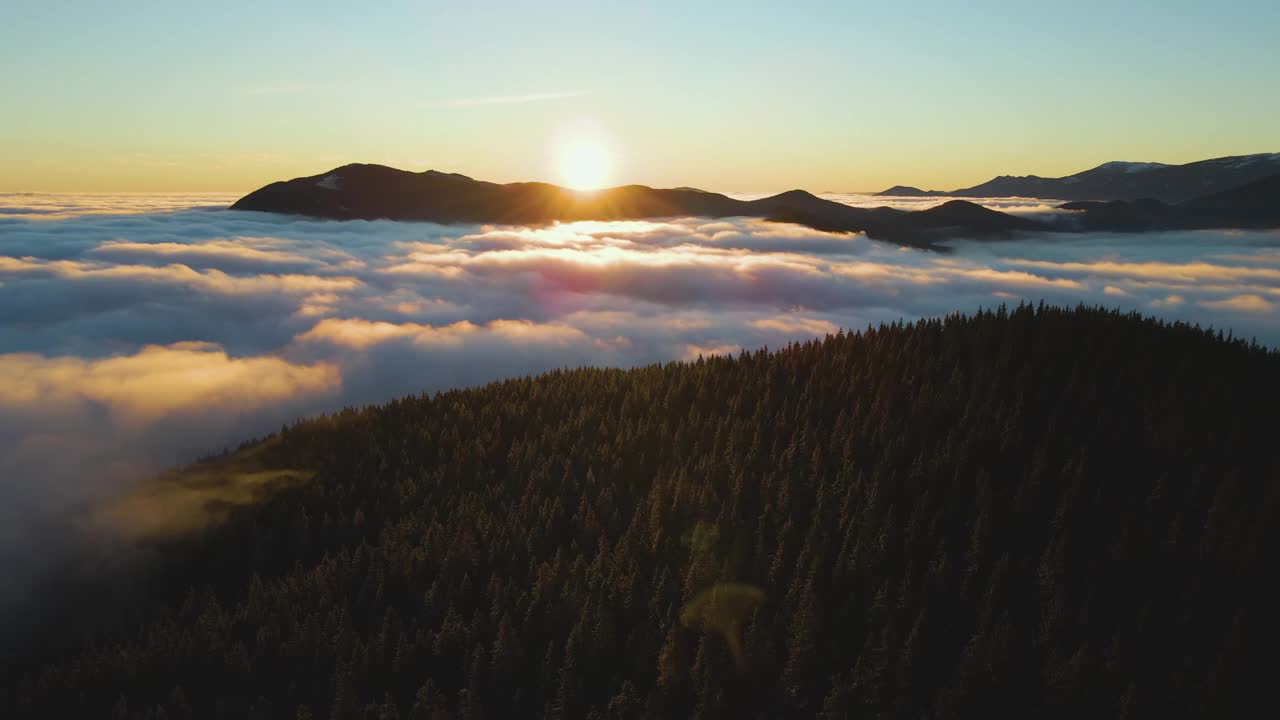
xmin=2 ymin=191 xmax=1278 ymax=612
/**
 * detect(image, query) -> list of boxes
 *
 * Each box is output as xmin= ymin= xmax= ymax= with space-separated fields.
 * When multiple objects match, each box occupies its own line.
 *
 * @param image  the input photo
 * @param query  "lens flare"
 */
xmin=559 ymin=140 xmax=611 ymax=191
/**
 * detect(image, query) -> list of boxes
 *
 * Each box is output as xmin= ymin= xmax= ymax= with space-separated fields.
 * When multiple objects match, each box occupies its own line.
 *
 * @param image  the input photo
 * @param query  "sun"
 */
xmin=559 ymin=140 xmax=612 ymax=191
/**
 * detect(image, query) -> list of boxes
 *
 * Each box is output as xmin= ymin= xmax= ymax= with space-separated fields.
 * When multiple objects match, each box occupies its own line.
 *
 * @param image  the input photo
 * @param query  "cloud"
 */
xmin=805 ymin=192 xmax=1072 ymax=215
xmin=0 ymin=338 xmax=340 ymax=613
xmin=296 ymin=317 xmax=588 ymax=356
xmin=1006 ymin=258 xmax=1280 ymax=285
xmin=1150 ymin=294 xmax=1186 ymax=308
xmin=239 ymin=83 xmax=315 ymax=97
xmin=90 ymin=238 xmax=333 ymax=271
xmin=0 ymin=192 xmax=239 ymax=221
xmin=3 ymin=193 xmax=1280 ymax=614
xmin=4 ymin=257 xmax=361 ymax=295
xmin=752 ymin=316 xmax=840 ymax=336
xmin=438 ymin=90 xmax=590 ymax=107
xmin=1211 ymin=250 xmax=1280 ymax=265
xmin=0 ymin=342 xmax=338 ymax=426
xmin=297 ymin=317 xmax=476 ymax=349
xmin=685 ymin=342 xmax=742 ymax=359
xmin=1200 ymin=294 xmax=1275 ymax=312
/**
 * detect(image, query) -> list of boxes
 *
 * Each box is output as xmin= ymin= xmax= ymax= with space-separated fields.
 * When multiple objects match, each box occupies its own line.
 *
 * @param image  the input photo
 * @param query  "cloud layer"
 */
xmin=2 ymin=192 xmax=1280 ymax=606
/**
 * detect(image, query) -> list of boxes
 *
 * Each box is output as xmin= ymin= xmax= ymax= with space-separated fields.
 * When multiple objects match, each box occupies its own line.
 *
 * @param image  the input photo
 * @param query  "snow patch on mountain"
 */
xmin=1096 ymin=161 xmax=1170 ymax=174
xmin=1211 ymin=153 xmax=1280 ymax=169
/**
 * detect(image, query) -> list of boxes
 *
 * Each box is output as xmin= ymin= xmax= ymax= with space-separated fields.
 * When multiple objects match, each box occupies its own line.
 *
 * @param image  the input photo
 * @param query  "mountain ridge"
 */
xmin=1061 ymin=175 xmax=1280 ymax=231
xmin=878 ymin=152 xmax=1280 ymax=202
xmin=231 ymin=165 xmax=1033 ymax=247
xmin=230 ymin=163 xmax=1280 ymax=245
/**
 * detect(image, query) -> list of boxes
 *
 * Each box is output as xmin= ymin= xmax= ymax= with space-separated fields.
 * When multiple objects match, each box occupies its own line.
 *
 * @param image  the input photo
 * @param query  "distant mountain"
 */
xmin=232 ymin=164 xmax=747 ymax=225
xmin=232 ymin=163 xmax=1280 ymax=247
xmin=877 ymin=185 xmax=949 ymax=197
xmin=1179 ymin=174 xmax=1280 ymax=223
xmin=878 ymin=153 xmax=1280 ymax=203
xmin=1061 ymin=174 xmax=1280 ymax=231
xmin=913 ymin=199 xmax=1036 ymax=230
xmin=231 ymin=165 xmax=1033 ymax=247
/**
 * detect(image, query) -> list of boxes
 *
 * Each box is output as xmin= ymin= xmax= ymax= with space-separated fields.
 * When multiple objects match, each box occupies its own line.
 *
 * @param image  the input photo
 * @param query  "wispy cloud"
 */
xmin=239 ymin=83 xmax=316 ymax=97
xmin=437 ymin=90 xmax=590 ymax=107
xmin=1201 ymin=294 xmax=1274 ymax=312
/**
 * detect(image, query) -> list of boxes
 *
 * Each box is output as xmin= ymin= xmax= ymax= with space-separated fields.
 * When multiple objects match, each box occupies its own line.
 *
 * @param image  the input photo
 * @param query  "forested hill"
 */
xmin=6 ymin=306 xmax=1278 ymax=719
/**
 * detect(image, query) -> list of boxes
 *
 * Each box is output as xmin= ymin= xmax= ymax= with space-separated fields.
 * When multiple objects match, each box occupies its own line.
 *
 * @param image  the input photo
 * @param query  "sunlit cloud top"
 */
xmin=3 ymin=193 xmax=1280 ymax=581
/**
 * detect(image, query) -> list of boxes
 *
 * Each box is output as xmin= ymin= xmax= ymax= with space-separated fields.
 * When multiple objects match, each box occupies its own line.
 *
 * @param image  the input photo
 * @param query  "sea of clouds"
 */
xmin=2 ymin=191 xmax=1279 ymax=608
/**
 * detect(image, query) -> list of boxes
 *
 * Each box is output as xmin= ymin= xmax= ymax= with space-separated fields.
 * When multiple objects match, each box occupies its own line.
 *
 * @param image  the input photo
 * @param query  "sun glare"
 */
xmin=559 ymin=140 xmax=611 ymax=191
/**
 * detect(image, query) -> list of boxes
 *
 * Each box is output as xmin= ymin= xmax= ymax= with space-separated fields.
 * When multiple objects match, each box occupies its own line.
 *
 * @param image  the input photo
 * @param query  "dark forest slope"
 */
xmin=1057 ymin=175 xmax=1280 ymax=231
xmin=4 ymin=306 xmax=1278 ymax=719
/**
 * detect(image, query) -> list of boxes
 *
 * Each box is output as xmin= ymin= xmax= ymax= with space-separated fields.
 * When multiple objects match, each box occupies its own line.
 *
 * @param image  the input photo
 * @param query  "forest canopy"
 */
xmin=3 ymin=304 xmax=1276 ymax=719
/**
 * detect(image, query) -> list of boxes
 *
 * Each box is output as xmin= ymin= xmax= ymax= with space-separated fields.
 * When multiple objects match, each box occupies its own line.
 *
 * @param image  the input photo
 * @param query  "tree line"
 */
xmin=4 ymin=304 xmax=1276 ymax=719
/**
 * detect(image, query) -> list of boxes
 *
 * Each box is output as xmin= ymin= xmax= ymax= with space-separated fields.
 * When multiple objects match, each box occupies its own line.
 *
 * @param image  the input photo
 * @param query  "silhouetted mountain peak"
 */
xmin=931 ymin=199 xmax=992 ymax=212
xmin=911 ymin=199 xmax=1037 ymax=233
xmin=1091 ymin=161 xmax=1171 ymax=174
xmin=887 ymin=152 xmax=1280 ymax=202
xmin=1062 ymin=174 xmax=1280 ymax=231
xmin=877 ymin=185 xmax=949 ymax=197
xmin=1177 ymin=174 xmax=1280 ymax=219
xmin=922 ymin=199 xmax=1015 ymax=219
xmin=1197 ymin=152 xmax=1280 ymax=168
xmin=421 ymin=169 xmax=474 ymax=181
xmin=329 ymin=162 xmax=399 ymax=175
xmin=231 ymin=162 xmax=1280 ymax=246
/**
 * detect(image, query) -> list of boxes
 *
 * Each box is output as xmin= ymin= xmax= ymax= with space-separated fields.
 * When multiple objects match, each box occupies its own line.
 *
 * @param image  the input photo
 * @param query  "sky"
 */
xmin=2 ymin=0 xmax=1278 ymax=193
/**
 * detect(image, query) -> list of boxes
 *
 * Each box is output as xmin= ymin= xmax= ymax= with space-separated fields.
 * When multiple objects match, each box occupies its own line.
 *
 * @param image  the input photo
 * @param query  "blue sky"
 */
xmin=2 ymin=0 xmax=1277 ymax=191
